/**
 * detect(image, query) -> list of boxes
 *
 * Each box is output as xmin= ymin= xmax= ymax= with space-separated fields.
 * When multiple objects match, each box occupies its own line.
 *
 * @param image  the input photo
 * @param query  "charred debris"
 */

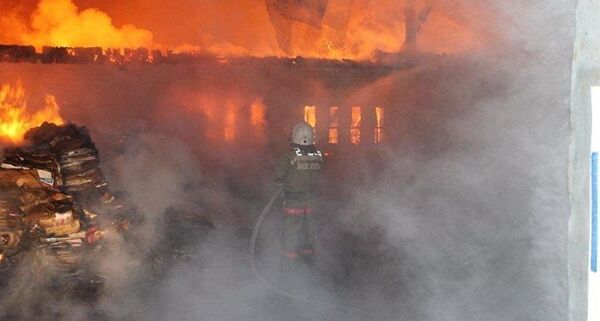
xmin=0 ymin=122 xmax=213 ymax=291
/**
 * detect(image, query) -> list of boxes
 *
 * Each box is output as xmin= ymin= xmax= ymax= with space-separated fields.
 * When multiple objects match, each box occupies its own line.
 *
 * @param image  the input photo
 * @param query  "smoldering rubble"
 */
xmin=0 ymin=122 xmax=213 ymax=320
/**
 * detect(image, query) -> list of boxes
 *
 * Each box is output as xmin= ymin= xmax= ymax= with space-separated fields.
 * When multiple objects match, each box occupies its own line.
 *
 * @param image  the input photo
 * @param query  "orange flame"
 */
xmin=328 ymin=106 xmax=339 ymax=144
xmin=250 ymin=100 xmax=266 ymax=128
xmin=0 ymin=81 xmax=64 ymax=145
xmin=224 ymin=104 xmax=237 ymax=143
xmin=374 ymin=106 xmax=384 ymax=143
xmin=351 ymin=106 xmax=361 ymax=145
xmin=304 ymin=106 xmax=316 ymax=128
xmin=0 ymin=0 xmax=484 ymax=60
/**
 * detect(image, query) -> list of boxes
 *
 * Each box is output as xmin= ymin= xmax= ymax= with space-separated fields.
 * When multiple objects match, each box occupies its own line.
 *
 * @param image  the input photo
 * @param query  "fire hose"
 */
xmin=249 ymin=185 xmax=372 ymax=316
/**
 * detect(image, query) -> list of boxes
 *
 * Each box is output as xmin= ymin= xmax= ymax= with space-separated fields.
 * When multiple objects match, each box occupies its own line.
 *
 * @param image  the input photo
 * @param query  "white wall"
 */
xmin=589 ymin=86 xmax=600 ymax=321
xmin=570 ymin=1 xmax=600 ymax=320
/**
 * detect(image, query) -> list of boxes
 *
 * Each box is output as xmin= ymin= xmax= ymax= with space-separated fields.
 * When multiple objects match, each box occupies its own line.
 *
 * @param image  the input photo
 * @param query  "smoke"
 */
xmin=1 ymin=0 xmax=154 ymax=50
xmin=323 ymin=1 xmax=575 ymax=320
xmin=0 ymin=9 xmax=29 ymax=45
xmin=0 ymin=0 xmax=576 ymax=320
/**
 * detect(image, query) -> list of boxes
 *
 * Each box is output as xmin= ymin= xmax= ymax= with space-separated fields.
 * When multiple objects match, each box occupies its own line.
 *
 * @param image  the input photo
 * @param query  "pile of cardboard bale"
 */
xmin=0 ymin=122 xmax=129 ymax=273
xmin=21 ymin=122 xmax=109 ymax=197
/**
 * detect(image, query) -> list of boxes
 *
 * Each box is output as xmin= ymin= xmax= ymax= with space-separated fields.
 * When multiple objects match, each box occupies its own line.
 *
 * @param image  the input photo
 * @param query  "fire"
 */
xmin=0 ymin=0 xmax=485 ymax=61
xmin=257 ymin=0 xmax=483 ymax=59
xmin=374 ymin=106 xmax=384 ymax=144
xmin=251 ymin=100 xmax=266 ymax=128
xmin=224 ymin=106 xmax=236 ymax=143
xmin=0 ymin=81 xmax=64 ymax=145
xmin=328 ymin=106 xmax=339 ymax=144
xmin=304 ymin=106 xmax=316 ymax=128
xmin=9 ymin=0 xmax=154 ymax=51
xmin=350 ymin=106 xmax=361 ymax=145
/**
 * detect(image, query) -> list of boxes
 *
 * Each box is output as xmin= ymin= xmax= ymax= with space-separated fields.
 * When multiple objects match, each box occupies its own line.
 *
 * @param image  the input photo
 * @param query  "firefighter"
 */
xmin=275 ymin=122 xmax=323 ymax=268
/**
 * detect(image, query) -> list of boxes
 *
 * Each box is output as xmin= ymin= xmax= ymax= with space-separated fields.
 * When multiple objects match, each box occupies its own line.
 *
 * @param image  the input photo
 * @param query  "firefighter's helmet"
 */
xmin=292 ymin=122 xmax=314 ymax=145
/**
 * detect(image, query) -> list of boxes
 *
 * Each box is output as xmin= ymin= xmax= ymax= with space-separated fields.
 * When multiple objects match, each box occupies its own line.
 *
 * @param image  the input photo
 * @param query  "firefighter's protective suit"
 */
xmin=275 ymin=122 xmax=323 ymax=265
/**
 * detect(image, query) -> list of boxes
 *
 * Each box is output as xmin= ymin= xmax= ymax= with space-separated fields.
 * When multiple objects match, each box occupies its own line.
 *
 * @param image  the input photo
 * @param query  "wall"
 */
xmin=570 ymin=1 xmax=600 ymax=320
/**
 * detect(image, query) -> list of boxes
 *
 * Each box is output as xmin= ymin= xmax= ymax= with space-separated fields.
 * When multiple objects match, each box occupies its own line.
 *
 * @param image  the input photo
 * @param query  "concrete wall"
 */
xmin=570 ymin=1 xmax=600 ymax=320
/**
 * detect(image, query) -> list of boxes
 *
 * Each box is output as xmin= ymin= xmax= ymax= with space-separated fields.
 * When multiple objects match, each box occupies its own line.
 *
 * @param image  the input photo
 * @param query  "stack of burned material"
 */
xmin=0 ymin=173 xmax=87 ymax=272
xmin=0 ymin=122 xmax=129 ymax=275
xmin=23 ymin=122 xmax=108 ymax=198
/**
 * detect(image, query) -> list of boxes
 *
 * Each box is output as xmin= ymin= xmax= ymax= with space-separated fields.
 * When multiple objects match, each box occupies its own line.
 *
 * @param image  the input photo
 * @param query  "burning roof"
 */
xmin=0 ymin=0 xmax=488 ymax=61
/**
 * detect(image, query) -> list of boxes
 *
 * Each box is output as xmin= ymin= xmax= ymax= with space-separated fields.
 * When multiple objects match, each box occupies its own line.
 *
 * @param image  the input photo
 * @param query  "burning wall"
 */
xmin=0 ymin=58 xmax=396 ymax=159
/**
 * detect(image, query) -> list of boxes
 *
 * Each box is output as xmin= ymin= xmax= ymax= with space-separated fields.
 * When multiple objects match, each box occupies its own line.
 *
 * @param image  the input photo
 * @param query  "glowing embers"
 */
xmin=328 ymin=106 xmax=339 ymax=144
xmin=350 ymin=106 xmax=362 ymax=145
xmin=374 ymin=106 xmax=384 ymax=144
xmin=0 ymin=81 xmax=64 ymax=145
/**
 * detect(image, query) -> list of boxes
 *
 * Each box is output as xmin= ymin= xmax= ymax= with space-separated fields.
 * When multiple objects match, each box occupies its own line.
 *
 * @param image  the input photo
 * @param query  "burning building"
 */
xmin=0 ymin=0 xmax=590 ymax=321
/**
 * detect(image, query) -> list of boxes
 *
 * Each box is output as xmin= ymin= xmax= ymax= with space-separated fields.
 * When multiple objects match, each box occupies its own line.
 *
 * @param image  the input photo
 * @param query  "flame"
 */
xmin=224 ymin=104 xmax=237 ymax=143
xmin=250 ymin=0 xmax=483 ymax=59
xmin=0 ymin=81 xmax=64 ymax=145
xmin=250 ymin=100 xmax=266 ymax=128
xmin=12 ymin=0 xmax=154 ymax=51
xmin=328 ymin=106 xmax=339 ymax=144
xmin=304 ymin=106 xmax=316 ymax=128
xmin=374 ymin=106 xmax=384 ymax=144
xmin=351 ymin=106 xmax=361 ymax=145
xmin=0 ymin=0 xmax=486 ymax=60
xmin=175 ymin=93 xmax=269 ymax=146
